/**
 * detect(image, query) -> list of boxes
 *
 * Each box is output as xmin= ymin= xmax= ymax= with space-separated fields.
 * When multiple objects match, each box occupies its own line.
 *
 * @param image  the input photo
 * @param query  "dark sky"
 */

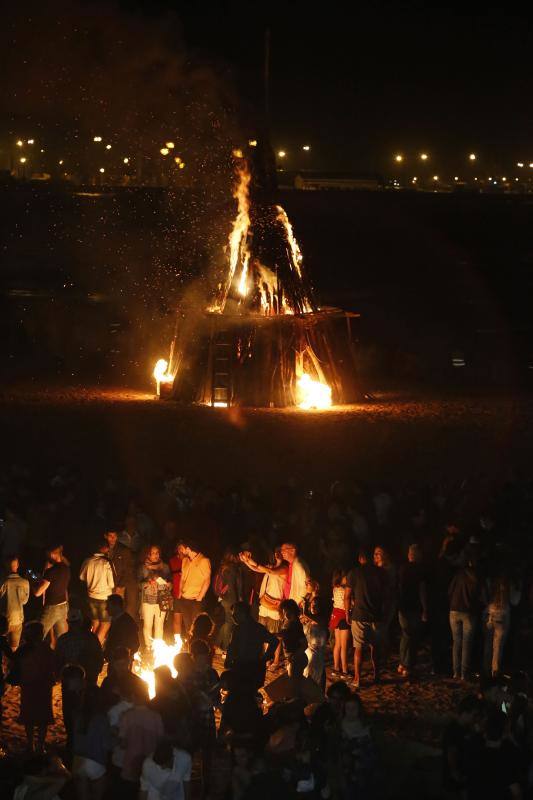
xmin=5 ymin=1 xmax=533 ymax=173
xmin=133 ymin=1 xmax=533 ymax=172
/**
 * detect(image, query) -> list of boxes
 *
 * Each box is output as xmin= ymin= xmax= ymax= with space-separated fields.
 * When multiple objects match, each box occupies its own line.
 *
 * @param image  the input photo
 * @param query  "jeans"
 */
xmin=7 ymin=622 xmax=23 ymax=650
xmin=217 ymin=599 xmax=235 ymax=651
xmin=142 ymin=602 xmax=166 ymax=646
xmin=483 ymin=610 xmax=510 ymax=675
xmin=449 ymin=610 xmax=476 ymax=677
xmin=41 ymin=602 xmax=68 ymax=639
xmin=398 ymin=611 xmax=423 ymax=669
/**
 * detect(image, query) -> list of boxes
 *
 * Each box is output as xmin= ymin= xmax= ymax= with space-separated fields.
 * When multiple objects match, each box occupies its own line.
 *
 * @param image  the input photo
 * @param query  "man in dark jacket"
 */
xmin=104 ymin=593 xmax=140 ymax=662
xmin=226 ymin=601 xmax=278 ymax=689
xmin=55 ymin=607 xmax=104 ymax=684
xmin=397 ymin=544 xmax=428 ymax=677
xmin=345 ymin=549 xmax=387 ymax=688
xmin=104 ymin=530 xmax=138 ymax=619
xmin=448 ymin=557 xmax=484 ymax=680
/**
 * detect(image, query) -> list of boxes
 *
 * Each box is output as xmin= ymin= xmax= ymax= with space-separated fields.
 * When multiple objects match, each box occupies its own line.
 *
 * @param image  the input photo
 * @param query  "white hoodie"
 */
xmin=79 ymin=553 xmax=115 ymax=600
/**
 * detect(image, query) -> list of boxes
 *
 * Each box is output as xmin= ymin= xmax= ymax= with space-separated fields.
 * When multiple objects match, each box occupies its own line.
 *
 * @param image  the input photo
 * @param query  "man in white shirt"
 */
xmin=79 ymin=541 xmax=115 ymax=643
xmin=0 ymin=555 xmax=30 ymax=649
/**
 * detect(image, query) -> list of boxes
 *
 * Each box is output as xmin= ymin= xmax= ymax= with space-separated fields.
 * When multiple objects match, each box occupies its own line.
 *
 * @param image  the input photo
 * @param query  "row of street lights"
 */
xmin=394 ymin=152 xmax=477 ymax=163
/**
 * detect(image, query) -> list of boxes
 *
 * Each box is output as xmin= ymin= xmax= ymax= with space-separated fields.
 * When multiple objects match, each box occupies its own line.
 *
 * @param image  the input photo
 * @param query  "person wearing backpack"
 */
xmin=214 ymin=548 xmax=243 ymax=653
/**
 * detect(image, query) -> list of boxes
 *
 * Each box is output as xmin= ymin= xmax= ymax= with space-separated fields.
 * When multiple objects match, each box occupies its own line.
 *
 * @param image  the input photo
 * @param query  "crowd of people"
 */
xmin=0 ymin=463 xmax=533 ymax=798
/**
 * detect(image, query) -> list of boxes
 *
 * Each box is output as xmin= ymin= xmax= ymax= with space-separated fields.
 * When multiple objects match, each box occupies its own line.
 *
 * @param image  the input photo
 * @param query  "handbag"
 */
xmin=261 ymin=592 xmax=281 ymax=611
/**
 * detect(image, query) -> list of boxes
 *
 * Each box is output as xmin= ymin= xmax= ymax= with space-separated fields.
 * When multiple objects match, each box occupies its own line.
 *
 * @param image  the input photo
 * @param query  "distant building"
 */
xmin=292 ymin=171 xmax=384 ymax=191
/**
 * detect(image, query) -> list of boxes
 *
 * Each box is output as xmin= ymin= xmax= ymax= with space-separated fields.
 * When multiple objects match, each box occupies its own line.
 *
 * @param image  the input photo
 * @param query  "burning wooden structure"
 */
xmin=154 ymin=158 xmax=360 ymax=408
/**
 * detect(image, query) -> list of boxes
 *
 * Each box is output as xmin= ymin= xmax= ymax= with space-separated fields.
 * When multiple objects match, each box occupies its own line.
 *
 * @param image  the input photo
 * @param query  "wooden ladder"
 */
xmin=211 ymin=328 xmax=232 ymax=406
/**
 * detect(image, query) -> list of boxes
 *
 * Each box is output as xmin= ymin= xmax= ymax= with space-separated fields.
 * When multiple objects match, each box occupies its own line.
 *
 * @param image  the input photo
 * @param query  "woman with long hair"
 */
xmin=138 ymin=545 xmax=171 ymax=649
xmin=483 ymin=571 xmax=521 ymax=677
xmin=329 ymin=570 xmax=350 ymax=678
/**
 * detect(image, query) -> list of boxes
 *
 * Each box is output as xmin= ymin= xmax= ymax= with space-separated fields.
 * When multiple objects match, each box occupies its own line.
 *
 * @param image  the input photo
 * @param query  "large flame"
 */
xmin=297 ymin=373 xmax=332 ymax=410
xmin=209 ymin=160 xmax=312 ymax=316
xmin=153 ymin=358 xmax=174 ymax=395
xmin=133 ymin=635 xmax=183 ymax=700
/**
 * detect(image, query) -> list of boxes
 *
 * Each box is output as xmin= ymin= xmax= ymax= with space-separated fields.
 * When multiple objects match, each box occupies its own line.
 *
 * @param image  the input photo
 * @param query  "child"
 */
xmin=329 ymin=571 xmax=350 ymax=678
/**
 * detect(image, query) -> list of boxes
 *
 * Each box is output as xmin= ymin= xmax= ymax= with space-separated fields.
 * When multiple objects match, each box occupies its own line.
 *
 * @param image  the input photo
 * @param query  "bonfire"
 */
xmin=153 ymin=153 xmax=359 ymax=407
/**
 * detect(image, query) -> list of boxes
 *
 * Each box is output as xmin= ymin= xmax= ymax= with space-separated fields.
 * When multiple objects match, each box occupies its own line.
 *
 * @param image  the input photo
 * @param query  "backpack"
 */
xmin=213 ymin=568 xmax=229 ymax=598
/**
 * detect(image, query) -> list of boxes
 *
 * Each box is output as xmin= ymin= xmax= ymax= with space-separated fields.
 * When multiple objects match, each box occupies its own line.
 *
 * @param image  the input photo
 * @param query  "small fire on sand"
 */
xmin=133 ymin=634 xmax=183 ymax=699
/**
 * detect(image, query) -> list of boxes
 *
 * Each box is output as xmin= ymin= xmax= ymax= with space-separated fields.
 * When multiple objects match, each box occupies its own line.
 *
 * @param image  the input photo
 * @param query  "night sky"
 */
xmin=3 ymin=2 xmax=533 ymax=174
xmin=146 ymin=2 xmax=533 ymax=172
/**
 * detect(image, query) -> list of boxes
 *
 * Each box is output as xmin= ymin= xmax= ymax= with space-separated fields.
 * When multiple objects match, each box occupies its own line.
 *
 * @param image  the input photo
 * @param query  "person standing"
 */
xmin=448 ymin=556 xmax=484 ymax=680
xmin=329 ymin=570 xmax=350 ymax=678
xmin=105 ymin=594 xmax=140 ymax=662
xmin=225 ymin=602 xmax=278 ymax=690
xmin=80 ymin=542 xmax=115 ymax=644
xmin=174 ymin=541 xmax=211 ymax=640
xmin=14 ymin=621 xmax=57 ymax=753
xmin=0 ymin=555 xmax=30 ymax=649
xmin=345 ymin=549 xmax=386 ymax=688
xmin=56 ymin=607 xmax=104 ymax=686
xmin=33 ymin=544 xmax=71 ymax=642
xmin=119 ymin=681 xmax=164 ymax=797
xmin=138 ymin=546 xmax=171 ymax=648
xmin=104 ymin=531 xmax=138 ymax=621
xmin=239 ymin=541 xmax=308 ymax=610
xmin=397 ymin=544 xmax=428 ymax=678
xmin=213 ymin=548 xmax=243 ymax=653
xmin=483 ymin=572 xmax=520 ymax=677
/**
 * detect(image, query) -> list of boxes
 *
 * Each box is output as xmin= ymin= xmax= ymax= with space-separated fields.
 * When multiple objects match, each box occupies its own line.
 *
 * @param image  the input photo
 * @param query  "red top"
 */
xmin=283 ymin=562 xmax=293 ymax=600
xmin=169 ymin=554 xmax=182 ymax=599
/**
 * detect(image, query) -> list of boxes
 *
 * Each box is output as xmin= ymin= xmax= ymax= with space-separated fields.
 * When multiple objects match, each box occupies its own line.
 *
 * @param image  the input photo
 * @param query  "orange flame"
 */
xmin=133 ymin=635 xmax=183 ymax=699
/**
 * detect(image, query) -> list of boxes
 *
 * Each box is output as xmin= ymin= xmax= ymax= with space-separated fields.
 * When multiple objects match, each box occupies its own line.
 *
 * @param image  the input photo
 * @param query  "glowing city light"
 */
xmin=99 ymin=167 xmax=105 ymax=173
xmin=179 ymin=162 xmax=185 ymax=169
xmin=454 ymin=176 xmax=459 ymax=181
xmin=468 ymin=153 xmax=476 ymax=161
xmin=248 ymin=139 xmax=258 ymax=147
xmin=517 ymin=162 xmax=524 ymax=168
xmin=27 ymin=139 xmax=34 ymax=144
xmin=16 ymin=140 xmax=23 ymax=147
xmin=106 ymin=144 xmax=112 ymax=150
xmin=19 ymin=157 xmax=27 ymax=163
xmin=165 ymin=142 xmax=175 ymax=149
xmin=123 ymin=157 xmax=129 ymax=164
xmin=529 ymin=163 xmax=533 ymax=169
xmin=93 ymin=136 xmax=102 ymax=142
xmin=433 ymin=175 xmax=439 ymax=181
xmin=303 ymin=145 xmax=311 ymax=151
xmin=420 ymin=153 xmax=428 ymax=160
xmin=59 ymin=160 xmax=64 ymax=165
xmin=278 ymin=150 xmax=286 ymax=158
xmin=412 ymin=177 xmax=417 ymax=182
xmin=160 ymin=147 xmax=169 ymax=156
xmin=394 ymin=154 xmax=403 ymax=162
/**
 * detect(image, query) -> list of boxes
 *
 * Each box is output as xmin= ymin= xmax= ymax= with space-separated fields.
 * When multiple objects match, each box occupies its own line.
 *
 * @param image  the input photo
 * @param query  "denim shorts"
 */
xmin=88 ymin=597 xmax=110 ymax=622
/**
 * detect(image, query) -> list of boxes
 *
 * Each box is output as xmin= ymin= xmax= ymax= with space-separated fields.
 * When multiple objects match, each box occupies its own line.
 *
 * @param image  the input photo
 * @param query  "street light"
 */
xmin=303 ymin=145 xmax=310 ymax=151
xmin=59 ymin=160 xmax=64 ymax=165
xmin=248 ymin=139 xmax=258 ymax=147
xmin=517 ymin=162 xmax=524 ymax=168
xmin=123 ymin=158 xmax=129 ymax=164
xmin=433 ymin=175 xmax=439 ymax=181
xmin=179 ymin=162 xmax=185 ymax=170
xmin=99 ymin=167 xmax=105 ymax=173
xmin=27 ymin=139 xmax=34 ymax=145
xmin=16 ymin=140 xmax=23 ymax=147
xmin=278 ymin=150 xmax=286 ymax=158
xmin=93 ymin=136 xmax=102 ymax=142
xmin=420 ymin=153 xmax=428 ymax=161
xmin=165 ymin=142 xmax=175 ymax=149
xmin=106 ymin=144 xmax=112 ymax=150
xmin=160 ymin=147 xmax=169 ymax=156
xmin=529 ymin=163 xmax=533 ymax=169
xmin=20 ymin=157 xmax=27 ymax=163
xmin=394 ymin=154 xmax=403 ymax=163
xmin=468 ymin=153 xmax=476 ymax=161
